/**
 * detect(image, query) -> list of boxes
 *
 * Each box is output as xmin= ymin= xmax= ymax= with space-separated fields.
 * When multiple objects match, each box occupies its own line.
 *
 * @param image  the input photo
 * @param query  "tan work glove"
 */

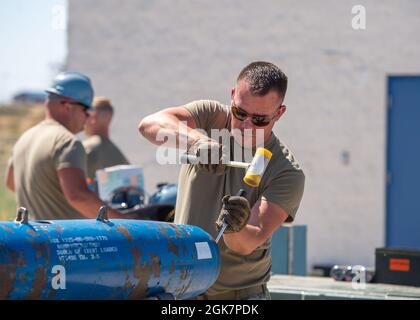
xmin=215 ymin=194 xmax=251 ymax=233
xmin=188 ymin=138 xmax=227 ymax=175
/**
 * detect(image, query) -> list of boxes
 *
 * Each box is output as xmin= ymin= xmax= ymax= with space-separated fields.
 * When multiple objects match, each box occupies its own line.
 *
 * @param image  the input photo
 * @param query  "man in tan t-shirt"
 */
xmin=5 ymin=72 xmax=119 ymax=220
xmin=83 ymin=97 xmax=129 ymax=180
xmin=139 ymin=61 xmax=305 ymax=299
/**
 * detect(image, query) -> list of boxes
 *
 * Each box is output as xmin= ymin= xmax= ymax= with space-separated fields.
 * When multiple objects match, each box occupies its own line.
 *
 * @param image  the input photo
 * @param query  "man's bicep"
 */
xmin=182 ymin=100 xmax=225 ymax=130
xmin=161 ymin=106 xmax=197 ymax=129
xmin=53 ymin=139 xmax=87 ymax=173
xmin=160 ymin=100 xmax=225 ymax=132
xmin=262 ymin=170 xmax=305 ymax=223
xmin=249 ymin=200 xmax=289 ymax=241
xmin=57 ymin=167 xmax=88 ymax=200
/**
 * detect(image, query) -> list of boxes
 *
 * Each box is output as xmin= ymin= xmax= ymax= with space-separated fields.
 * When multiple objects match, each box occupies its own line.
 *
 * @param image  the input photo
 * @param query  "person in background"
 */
xmin=83 ymin=97 xmax=129 ymax=181
xmin=5 ymin=72 xmax=120 ymax=220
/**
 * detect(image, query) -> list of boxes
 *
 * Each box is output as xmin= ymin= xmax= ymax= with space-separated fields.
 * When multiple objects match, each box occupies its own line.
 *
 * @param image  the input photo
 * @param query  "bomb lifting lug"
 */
xmin=15 ymin=207 xmax=29 ymax=225
xmin=96 ymin=205 xmax=109 ymax=222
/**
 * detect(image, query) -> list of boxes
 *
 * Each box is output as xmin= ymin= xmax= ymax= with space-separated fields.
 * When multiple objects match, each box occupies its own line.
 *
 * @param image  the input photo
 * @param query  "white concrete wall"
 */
xmin=67 ymin=0 xmax=420 ymax=270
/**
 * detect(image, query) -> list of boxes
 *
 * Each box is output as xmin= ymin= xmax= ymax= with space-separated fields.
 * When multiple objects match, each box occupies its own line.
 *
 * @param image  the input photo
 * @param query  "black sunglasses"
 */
xmin=231 ymin=102 xmax=278 ymax=127
xmin=62 ymin=100 xmax=90 ymax=116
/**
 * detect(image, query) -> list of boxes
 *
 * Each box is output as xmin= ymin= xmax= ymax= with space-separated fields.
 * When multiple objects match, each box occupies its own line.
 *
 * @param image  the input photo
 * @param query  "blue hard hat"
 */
xmin=46 ymin=71 xmax=94 ymax=109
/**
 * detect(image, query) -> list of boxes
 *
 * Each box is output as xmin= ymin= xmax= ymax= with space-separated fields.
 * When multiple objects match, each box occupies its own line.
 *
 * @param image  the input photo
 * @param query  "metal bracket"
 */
xmin=96 ymin=206 xmax=109 ymax=222
xmin=15 ymin=207 xmax=29 ymax=224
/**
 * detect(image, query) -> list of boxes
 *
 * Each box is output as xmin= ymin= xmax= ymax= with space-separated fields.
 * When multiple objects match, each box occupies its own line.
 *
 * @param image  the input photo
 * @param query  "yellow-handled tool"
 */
xmin=181 ymin=147 xmax=272 ymax=187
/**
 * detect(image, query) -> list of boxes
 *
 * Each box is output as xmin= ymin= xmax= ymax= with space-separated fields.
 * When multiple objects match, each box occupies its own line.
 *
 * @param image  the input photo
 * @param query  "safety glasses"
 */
xmin=231 ymin=102 xmax=278 ymax=127
xmin=62 ymin=100 xmax=90 ymax=116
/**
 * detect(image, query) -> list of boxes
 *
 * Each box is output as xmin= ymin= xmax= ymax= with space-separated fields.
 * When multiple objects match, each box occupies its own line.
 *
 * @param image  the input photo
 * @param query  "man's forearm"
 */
xmin=67 ymin=189 xmax=119 ymax=219
xmin=139 ymin=113 xmax=206 ymax=150
xmin=223 ymin=224 xmax=265 ymax=256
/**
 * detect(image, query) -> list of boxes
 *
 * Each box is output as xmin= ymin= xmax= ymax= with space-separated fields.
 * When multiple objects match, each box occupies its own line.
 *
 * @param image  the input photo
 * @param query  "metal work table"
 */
xmin=268 ymin=275 xmax=420 ymax=300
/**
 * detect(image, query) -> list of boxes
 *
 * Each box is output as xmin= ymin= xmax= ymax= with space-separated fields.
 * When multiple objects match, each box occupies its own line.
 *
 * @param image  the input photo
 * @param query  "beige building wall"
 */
xmin=67 ymin=0 xmax=420 ymax=270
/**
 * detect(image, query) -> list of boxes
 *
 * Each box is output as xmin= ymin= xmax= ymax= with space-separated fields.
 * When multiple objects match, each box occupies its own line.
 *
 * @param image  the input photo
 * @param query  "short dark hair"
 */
xmin=237 ymin=61 xmax=288 ymax=99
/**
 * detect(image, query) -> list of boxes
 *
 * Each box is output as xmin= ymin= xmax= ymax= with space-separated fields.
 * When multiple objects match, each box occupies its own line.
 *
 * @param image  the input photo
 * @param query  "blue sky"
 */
xmin=0 ymin=0 xmax=67 ymax=103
